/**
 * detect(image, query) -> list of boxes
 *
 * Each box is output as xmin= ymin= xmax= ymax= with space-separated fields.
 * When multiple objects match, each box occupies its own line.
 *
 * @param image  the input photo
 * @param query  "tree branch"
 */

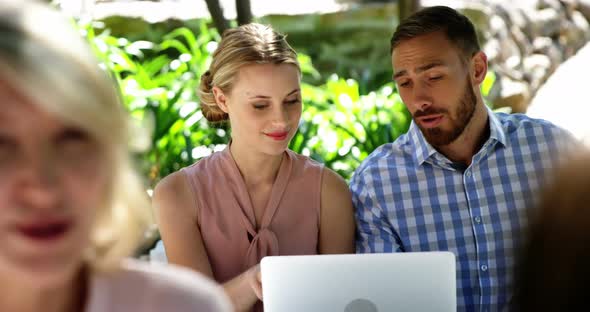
xmin=205 ymin=0 xmax=230 ymax=35
xmin=236 ymin=0 xmax=252 ymax=26
xmin=399 ymin=0 xmax=421 ymax=23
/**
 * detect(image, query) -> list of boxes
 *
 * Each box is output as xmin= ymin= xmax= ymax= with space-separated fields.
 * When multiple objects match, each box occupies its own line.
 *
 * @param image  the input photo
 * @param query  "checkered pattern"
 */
xmin=351 ymin=108 xmax=575 ymax=312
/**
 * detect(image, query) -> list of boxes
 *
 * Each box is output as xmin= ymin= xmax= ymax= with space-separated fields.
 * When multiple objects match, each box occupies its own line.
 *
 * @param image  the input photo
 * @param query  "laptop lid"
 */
xmin=261 ymin=252 xmax=456 ymax=312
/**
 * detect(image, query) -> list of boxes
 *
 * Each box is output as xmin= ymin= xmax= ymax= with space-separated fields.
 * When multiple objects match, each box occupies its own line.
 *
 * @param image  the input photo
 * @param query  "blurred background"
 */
xmin=46 ymin=0 xmax=590 ymax=254
xmin=50 ymin=0 xmax=590 ymax=184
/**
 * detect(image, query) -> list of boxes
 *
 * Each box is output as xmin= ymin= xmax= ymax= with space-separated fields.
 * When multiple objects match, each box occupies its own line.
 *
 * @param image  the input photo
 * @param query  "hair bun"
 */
xmin=200 ymin=70 xmax=213 ymax=89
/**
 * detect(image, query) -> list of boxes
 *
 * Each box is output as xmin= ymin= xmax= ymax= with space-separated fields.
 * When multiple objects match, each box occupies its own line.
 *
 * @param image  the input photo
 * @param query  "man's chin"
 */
xmin=422 ymin=128 xmax=459 ymax=147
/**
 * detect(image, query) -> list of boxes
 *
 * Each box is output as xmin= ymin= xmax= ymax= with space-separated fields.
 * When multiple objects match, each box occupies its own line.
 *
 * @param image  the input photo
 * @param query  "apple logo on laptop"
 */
xmin=344 ymin=298 xmax=378 ymax=312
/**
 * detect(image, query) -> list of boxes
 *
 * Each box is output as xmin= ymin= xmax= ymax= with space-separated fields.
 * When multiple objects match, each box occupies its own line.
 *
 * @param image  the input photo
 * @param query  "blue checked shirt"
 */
xmin=351 ymin=108 xmax=575 ymax=312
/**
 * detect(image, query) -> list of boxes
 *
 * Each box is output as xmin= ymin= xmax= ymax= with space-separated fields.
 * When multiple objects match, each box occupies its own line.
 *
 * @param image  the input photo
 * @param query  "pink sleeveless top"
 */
xmin=182 ymin=146 xmax=324 ymax=284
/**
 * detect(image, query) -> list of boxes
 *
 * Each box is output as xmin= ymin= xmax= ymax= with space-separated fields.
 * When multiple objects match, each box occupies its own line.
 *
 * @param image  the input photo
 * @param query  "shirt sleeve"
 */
xmin=350 ymin=169 xmax=401 ymax=253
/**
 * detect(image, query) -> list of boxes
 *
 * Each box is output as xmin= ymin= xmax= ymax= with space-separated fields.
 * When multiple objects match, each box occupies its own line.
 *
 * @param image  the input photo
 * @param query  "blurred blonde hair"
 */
xmin=0 ymin=0 xmax=152 ymax=269
xmin=199 ymin=23 xmax=300 ymax=123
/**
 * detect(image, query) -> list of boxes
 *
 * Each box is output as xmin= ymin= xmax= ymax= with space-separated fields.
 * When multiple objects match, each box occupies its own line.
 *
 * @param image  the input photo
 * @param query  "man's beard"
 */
xmin=414 ymin=77 xmax=477 ymax=147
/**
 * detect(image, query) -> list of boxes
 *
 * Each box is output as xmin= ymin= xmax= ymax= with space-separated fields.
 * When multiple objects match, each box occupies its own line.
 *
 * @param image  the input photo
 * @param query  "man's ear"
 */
xmin=471 ymin=51 xmax=488 ymax=85
xmin=212 ymin=86 xmax=229 ymax=113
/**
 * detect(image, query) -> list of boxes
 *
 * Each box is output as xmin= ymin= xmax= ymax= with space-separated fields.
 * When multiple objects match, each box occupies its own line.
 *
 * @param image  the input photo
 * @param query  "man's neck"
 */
xmin=437 ymin=102 xmax=490 ymax=166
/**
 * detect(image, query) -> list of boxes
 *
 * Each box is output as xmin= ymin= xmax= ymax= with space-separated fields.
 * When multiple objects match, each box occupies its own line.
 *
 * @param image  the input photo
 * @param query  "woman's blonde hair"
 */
xmin=199 ymin=23 xmax=300 ymax=123
xmin=0 ymin=0 xmax=152 ymax=269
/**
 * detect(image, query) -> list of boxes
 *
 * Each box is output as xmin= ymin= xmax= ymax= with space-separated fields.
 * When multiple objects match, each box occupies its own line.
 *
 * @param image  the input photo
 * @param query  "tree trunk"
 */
xmin=236 ymin=0 xmax=253 ymax=26
xmin=205 ymin=0 xmax=230 ymax=35
xmin=398 ymin=0 xmax=421 ymax=23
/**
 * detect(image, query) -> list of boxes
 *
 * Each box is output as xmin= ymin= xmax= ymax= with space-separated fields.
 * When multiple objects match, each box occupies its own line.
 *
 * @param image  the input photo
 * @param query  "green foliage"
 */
xmin=82 ymin=19 xmax=228 ymax=184
xmin=482 ymin=70 xmax=496 ymax=98
xmin=260 ymin=6 xmax=398 ymax=93
xmin=81 ymin=20 xmax=411 ymax=185
xmin=291 ymin=76 xmax=409 ymax=180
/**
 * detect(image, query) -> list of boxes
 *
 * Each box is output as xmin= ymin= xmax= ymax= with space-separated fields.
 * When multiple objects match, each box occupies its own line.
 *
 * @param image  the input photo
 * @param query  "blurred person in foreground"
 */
xmin=512 ymin=149 xmax=590 ymax=311
xmin=0 ymin=1 xmax=231 ymax=311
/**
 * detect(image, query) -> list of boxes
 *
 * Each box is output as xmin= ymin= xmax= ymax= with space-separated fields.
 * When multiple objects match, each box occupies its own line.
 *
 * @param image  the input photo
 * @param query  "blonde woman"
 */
xmin=154 ymin=23 xmax=355 ymax=311
xmin=0 ymin=1 xmax=231 ymax=311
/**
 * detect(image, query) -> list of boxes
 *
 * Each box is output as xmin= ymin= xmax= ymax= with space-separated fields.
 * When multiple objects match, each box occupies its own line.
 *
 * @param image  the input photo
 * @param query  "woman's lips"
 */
xmin=265 ymin=131 xmax=289 ymax=141
xmin=16 ymin=220 xmax=71 ymax=243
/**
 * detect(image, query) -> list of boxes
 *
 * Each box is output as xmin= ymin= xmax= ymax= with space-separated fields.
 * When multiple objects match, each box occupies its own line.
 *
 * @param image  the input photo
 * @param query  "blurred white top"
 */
xmin=86 ymin=259 xmax=231 ymax=312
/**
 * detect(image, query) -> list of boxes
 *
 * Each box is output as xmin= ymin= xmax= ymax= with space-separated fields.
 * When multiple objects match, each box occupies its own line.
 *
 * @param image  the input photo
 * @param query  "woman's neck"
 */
xmin=0 ymin=266 xmax=87 ymax=312
xmin=230 ymin=140 xmax=284 ymax=188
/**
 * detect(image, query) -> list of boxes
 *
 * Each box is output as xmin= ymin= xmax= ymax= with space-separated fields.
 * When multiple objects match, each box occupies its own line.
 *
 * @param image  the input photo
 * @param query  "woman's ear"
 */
xmin=212 ymin=86 xmax=229 ymax=113
xmin=471 ymin=51 xmax=488 ymax=85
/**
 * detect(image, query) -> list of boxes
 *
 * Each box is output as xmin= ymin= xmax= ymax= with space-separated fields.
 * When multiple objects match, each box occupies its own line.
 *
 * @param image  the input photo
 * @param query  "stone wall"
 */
xmin=443 ymin=0 xmax=590 ymax=112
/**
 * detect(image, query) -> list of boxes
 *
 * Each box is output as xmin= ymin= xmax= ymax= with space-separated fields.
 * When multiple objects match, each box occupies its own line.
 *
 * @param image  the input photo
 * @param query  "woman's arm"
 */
xmin=318 ymin=169 xmax=356 ymax=254
xmin=222 ymin=264 xmax=262 ymax=310
xmin=153 ymin=172 xmax=214 ymax=276
xmin=153 ymin=172 xmax=261 ymax=312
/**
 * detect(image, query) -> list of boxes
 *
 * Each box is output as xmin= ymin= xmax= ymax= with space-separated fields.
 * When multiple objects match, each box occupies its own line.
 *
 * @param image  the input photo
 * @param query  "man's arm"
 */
xmin=350 ymin=171 xmax=401 ymax=253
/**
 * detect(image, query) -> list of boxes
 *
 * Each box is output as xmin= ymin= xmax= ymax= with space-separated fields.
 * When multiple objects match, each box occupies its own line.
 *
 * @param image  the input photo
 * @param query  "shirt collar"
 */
xmin=487 ymin=105 xmax=506 ymax=147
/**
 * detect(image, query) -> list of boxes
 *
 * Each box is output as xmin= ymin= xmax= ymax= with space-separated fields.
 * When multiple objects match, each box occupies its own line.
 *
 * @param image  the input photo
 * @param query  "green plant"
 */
xmin=82 ymin=20 xmax=233 ymax=185
xmin=292 ymin=75 xmax=410 ymax=180
xmin=81 ymin=20 xmax=412 ymax=184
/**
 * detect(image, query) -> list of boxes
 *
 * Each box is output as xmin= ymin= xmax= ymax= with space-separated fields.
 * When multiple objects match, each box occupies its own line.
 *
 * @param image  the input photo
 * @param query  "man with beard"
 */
xmin=350 ymin=6 xmax=577 ymax=312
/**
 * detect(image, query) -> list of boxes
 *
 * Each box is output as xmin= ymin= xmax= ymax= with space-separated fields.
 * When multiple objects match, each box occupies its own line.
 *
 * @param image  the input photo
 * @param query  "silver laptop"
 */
xmin=261 ymin=252 xmax=456 ymax=312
